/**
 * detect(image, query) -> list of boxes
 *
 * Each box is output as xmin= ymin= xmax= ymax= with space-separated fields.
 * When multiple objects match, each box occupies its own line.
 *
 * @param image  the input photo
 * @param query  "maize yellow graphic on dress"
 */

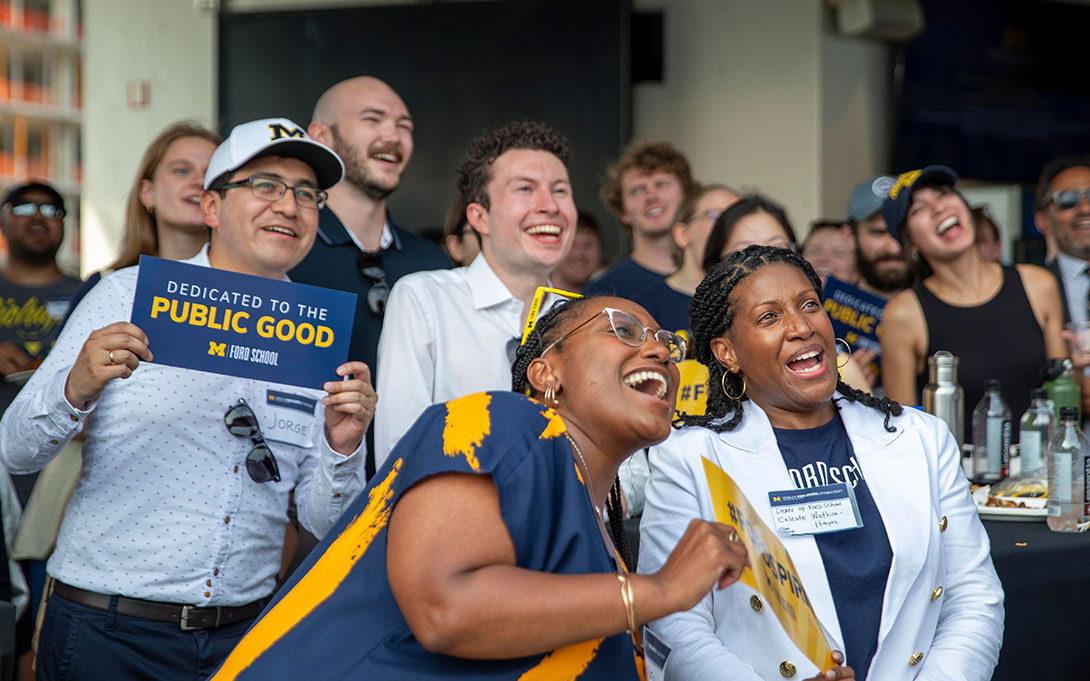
xmin=209 ymin=460 xmax=402 ymax=680
xmin=701 ymin=457 xmax=835 ymax=672
xmin=518 ymin=638 xmax=603 ymax=681
xmin=442 ymin=392 xmax=493 ymax=471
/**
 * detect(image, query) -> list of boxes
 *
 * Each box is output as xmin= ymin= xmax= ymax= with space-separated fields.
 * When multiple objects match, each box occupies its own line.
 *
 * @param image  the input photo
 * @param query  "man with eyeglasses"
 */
xmin=373 ymin=120 xmax=577 ymax=468
xmin=290 ymin=77 xmax=450 ymax=479
xmin=0 ymin=118 xmax=374 ymax=681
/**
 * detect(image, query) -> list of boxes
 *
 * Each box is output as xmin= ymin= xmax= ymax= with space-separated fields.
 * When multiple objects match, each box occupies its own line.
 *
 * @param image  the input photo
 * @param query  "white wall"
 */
xmin=633 ymin=0 xmax=823 ymax=235
xmin=82 ymin=1 xmax=216 ymax=274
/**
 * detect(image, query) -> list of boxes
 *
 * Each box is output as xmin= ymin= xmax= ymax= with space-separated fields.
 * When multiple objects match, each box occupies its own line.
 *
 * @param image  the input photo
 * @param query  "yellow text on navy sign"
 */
xmin=150 ymin=296 xmax=335 ymax=347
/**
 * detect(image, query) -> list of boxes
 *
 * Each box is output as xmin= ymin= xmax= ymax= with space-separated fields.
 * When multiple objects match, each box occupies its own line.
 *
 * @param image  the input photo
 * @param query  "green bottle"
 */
xmin=1043 ymin=359 xmax=1081 ymax=422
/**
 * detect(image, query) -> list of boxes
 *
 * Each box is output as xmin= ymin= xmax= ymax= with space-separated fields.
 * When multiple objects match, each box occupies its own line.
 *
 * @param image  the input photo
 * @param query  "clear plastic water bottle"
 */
xmin=1019 ymin=388 xmax=1055 ymax=476
xmin=1047 ymin=407 xmax=1090 ymax=532
xmin=972 ymin=379 xmax=1011 ymax=482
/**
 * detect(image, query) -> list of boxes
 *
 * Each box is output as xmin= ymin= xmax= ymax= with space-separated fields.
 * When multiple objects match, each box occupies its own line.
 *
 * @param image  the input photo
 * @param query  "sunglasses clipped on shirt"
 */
xmin=9 ymin=201 xmax=65 ymax=219
xmin=1049 ymin=188 xmax=1090 ymax=211
xmin=224 ymin=398 xmax=281 ymax=484
xmin=357 ymin=252 xmax=390 ymax=316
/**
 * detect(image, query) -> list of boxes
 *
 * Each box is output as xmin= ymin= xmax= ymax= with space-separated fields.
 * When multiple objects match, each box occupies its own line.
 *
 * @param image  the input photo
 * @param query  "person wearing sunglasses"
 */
xmin=209 ymin=295 xmax=774 ymax=681
xmin=640 ymin=246 xmax=1002 ymax=681
xmin=0 ymin=181 xmax=79 ymax=382
xmin=0 ymin=119 xmax=378 ymax=681
xmin=879 ymin=166 xmax=1066 ymax=436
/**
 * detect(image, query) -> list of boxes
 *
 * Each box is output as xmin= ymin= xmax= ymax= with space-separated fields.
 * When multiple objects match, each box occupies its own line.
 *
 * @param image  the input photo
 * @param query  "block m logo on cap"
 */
xmin=268 ymin=123 xmax=307 ymax=140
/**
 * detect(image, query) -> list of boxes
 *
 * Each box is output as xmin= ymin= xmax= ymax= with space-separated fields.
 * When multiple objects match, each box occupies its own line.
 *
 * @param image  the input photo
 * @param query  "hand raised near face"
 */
xmin=64 ymin=322 xmax=152 ymax=409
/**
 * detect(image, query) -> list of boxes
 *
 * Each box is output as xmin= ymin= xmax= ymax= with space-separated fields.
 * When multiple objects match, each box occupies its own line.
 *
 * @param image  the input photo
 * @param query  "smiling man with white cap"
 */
xmin=0 ymin=118 xmax=377 ymax=680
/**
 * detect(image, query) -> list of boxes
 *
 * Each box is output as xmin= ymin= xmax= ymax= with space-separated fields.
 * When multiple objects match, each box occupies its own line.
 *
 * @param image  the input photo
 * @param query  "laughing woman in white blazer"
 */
xmin=638 ymin=245 xmax=1003 ymax=681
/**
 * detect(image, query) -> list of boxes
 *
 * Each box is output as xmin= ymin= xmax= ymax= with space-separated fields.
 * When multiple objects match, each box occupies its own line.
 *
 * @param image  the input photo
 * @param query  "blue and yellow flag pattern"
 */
xmin=211 ymin=391 xmax=640 ymax=681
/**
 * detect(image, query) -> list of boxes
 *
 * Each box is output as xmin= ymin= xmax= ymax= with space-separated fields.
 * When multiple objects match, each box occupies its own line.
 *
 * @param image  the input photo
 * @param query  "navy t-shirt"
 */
xmin=772 ymin=410 xmax=892 ymax=681
xmin=583 ymin=256 xmax=666 ymax=300
xmin=628 ymin=278 xmax=691 ymax=335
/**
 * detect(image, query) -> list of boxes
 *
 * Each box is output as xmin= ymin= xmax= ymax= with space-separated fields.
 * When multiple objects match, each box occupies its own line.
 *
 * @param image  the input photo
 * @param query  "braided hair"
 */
xmin=511 ymin=295 xmax=635 ymax=570
xmin=677 ymin=244 xmax=902 ymax=433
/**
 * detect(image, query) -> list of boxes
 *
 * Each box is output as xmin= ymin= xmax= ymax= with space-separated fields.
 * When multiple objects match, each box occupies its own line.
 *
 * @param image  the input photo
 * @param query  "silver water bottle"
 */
xmin=923 ymin=351 xmax=965 ymax=448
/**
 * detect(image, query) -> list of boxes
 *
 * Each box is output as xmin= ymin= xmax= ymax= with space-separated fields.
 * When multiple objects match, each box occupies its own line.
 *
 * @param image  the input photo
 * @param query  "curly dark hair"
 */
xmin=455 ymin=120 xmax=571 ymax=211
xmin=599 ymin=140 xmax=696 ymax=235
xmin=511 ymin=295 xmax=635 ymax=570
xmin=677 ymin=244 xmax=902 ymax=433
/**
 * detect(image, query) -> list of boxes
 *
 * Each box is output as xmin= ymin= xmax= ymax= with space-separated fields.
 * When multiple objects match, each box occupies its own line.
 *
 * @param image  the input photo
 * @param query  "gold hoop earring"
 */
xmin=543 ymin=384 xmax=559 ymax=408
xmin=835 ymin=338 xmax=851 ymax=368
xmin=721 ymin=371 xmax=746 ymax=400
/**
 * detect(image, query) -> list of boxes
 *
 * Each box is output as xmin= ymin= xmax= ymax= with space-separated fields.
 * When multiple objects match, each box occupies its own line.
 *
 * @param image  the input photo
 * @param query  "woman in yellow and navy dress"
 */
xmin=208 ymin=296 xmax=803 ymax=681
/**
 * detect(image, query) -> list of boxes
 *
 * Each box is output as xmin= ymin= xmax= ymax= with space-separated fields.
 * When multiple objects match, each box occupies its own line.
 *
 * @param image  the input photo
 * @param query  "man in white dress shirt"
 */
xmin=0 ymin=118 xmax=376 ymax=681
xmin=373 ymin=120 xmax=577 ymax=466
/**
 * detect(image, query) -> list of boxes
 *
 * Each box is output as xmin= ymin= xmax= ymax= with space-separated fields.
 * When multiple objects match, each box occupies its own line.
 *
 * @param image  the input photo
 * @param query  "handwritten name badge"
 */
xmin=130 ymin=256 xmax=356 ymax=390
xmin=261 ymin=389 xmax=320 ymax=448
xmin=768 ymin=483 xmax=863 ymax=536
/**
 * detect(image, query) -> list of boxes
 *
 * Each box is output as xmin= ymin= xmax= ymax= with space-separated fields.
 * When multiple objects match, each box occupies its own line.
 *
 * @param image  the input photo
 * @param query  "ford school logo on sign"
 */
xmin=131 ymin=256 xmax=356 ymax=389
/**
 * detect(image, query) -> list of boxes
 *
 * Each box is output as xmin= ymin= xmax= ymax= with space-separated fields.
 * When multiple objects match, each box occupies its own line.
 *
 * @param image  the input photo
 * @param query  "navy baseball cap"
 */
xmin=2 ymin=180 xmax=65 ymax=213
xmin=881 ymin=165 xmax=958 ymax=240
xmin=846 ymin=176 xmax=894 ymax=222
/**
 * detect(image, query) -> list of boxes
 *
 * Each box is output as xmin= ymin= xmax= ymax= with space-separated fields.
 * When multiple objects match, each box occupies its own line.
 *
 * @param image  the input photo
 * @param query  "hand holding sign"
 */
xmin=64 ymin=322 xmax=153 ymax=409
xmin=804 ymin=651 xmax=854 ymax=681
xmin=644 ymin=518 xmax=748 ymax=615
xmin=321 ymin=361 xmax=377 ymax=455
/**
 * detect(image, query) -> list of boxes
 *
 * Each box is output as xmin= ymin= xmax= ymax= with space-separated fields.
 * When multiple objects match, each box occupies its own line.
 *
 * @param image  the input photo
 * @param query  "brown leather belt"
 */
xmin=52 ymin=580 xmax=267 ymax=631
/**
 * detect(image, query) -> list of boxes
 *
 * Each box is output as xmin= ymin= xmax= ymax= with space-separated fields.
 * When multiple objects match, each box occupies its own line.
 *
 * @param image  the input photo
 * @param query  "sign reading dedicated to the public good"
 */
xmin=130 ymin=256 xmax=356 ymax=389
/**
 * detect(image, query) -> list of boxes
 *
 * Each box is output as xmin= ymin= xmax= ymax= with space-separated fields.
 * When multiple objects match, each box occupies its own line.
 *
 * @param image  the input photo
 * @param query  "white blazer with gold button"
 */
xmin=638 ymin=395 xmax=1003 ymax=681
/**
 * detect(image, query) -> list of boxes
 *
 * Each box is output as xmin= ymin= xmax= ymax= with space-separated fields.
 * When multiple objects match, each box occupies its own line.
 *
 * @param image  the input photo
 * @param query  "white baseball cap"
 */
xmin=203 ymin=117 xmax=345 ymax=190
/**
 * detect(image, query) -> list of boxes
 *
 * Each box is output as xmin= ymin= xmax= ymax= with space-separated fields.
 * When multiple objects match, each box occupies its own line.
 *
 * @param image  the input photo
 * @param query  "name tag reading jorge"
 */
xmin=130 ymin=256 xmax=356 ymax=390
xmin=768 ymin=483 xmax=863 ymax=536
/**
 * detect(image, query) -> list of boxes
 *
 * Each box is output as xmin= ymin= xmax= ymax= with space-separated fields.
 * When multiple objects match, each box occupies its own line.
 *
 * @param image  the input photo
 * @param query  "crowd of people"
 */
xmin=0 ymin=71 xmax=1087 ymax=680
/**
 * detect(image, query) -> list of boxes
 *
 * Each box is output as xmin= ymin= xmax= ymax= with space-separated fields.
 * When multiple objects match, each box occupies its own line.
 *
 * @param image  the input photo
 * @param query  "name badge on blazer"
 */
xmin=261 ymin=389 xmax=319 ymax=448
xmin=768 ymin=483 xmax=862 ymax=536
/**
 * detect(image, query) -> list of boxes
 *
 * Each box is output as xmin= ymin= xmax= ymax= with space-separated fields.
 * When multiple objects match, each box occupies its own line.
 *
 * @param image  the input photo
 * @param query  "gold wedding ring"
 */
xmin=729 ymin=530 xmax=740 ymax=543
xmin=108 ymin=351 xmax=115 ymax=364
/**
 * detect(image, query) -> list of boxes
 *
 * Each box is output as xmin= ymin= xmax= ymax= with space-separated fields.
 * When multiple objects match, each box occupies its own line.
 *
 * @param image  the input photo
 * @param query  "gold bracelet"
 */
xmin=617 ymin=573 xmax=637 ymax=633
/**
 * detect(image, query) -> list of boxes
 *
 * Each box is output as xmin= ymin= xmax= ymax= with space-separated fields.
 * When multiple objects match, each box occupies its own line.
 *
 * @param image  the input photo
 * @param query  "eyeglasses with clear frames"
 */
xmin=541 ymin=307 xmax=686 ymax=364
xmin=219 ymin=176 xmax=328 ymax=210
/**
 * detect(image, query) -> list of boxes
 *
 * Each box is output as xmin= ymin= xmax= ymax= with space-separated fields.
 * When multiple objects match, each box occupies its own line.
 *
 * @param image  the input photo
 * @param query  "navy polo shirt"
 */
xmin=289 ymin=207 xmax=451 ymax=377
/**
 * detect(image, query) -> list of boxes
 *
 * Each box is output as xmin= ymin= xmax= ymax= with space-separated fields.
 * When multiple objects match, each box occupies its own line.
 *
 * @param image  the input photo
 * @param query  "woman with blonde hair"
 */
xmin=64 ymin=122 xmax=220 ymax=317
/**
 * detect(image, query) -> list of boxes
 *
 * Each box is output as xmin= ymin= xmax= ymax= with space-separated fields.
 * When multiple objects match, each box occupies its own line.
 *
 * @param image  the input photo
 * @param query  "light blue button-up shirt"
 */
xmin=0 ymin=247 xmax=363 ymax=606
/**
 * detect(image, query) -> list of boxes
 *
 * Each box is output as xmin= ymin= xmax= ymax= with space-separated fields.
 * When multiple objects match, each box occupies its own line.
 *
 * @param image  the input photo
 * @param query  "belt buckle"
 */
xmin=179 ymin=605 xmax=206 ymax=631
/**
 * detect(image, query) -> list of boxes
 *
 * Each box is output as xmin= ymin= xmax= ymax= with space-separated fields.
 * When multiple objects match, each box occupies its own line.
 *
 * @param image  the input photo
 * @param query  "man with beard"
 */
xmin=0 ymin=181 xmax=77 ymax=666
xmin=845 ymin=175 xmax=912 ymax=298
xmin=292 ymin=77 xmax=449 ymax=478
xmin=1035 ymin=155 xmax=1090 ymax=324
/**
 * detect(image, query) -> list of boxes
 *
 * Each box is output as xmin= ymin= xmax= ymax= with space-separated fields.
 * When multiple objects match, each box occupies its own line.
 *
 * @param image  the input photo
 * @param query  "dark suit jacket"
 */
xmin=1045 ymin=258 xmax=1073 ymax=324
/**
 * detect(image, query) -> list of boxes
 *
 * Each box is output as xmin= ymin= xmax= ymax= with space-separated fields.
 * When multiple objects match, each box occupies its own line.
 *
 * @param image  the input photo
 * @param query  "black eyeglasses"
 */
xmin=224 ymin=398 xmax=281 ymax=483
xmin=1049 ymin=189 xmax=1090 ymax=211
xmin=8 ymin=201 xmax=65 ymax=219
xmin=219 ymin=176 xmax=327 ymax=210
xmin=357 ymin=253 xmax=389 ymax=316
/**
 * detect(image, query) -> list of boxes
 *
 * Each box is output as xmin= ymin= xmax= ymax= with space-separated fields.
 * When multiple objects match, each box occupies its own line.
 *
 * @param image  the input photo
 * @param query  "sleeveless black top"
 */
xmin=913 ymin=265 xmax=1046 ymax=443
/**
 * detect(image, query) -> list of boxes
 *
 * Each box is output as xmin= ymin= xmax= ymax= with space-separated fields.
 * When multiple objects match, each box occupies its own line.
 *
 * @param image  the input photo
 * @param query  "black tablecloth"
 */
xmin=985 ymin=519 xmax=1090 ymax=681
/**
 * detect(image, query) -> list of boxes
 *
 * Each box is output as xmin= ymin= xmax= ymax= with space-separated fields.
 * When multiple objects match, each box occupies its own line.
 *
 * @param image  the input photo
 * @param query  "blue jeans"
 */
xmin=36 ymin=593 xmax=252 ymax=681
